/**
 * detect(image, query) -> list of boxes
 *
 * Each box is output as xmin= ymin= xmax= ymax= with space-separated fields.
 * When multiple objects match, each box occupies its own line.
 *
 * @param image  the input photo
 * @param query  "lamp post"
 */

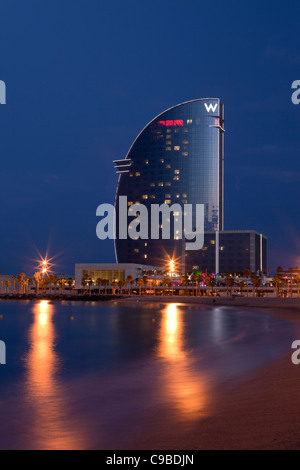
xmin=169 ymin=259 xmax=175 ymax=295
xmin=169 ymin=260 xmax=175 ymax=275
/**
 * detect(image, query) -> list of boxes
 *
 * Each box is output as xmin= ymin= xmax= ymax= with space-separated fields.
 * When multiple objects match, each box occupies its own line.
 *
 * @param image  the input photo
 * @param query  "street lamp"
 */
xmin=35 ymin=255 xmax=55 ymax=277
xmin=169 ymin=260 xmax=175 ymax=274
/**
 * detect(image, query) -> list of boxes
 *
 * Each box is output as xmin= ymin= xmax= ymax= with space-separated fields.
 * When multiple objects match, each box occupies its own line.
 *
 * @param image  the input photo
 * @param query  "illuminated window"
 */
xmin=129 ymin=173 xmax=133 ymax=177
xmin=158 ymin=182 xmax=164 ymax=187
xmin=174 ymin=170 xmax=180 ymax=175
xmin=202 ymin=247 xmax=208 ymax=251
xmin=220 ymin=246 xmax=225 ymax=251
xmin=165 ymin=200 xmax=171 ymax=204
xmin=182 ymin=199 xmax=187 ymax=204
xmin=211 ymin=240 xmax=216 ymax=245
xmin=182 ymin=152 xmax=189 ymax=156
xmin=174 ymin=176 xmax=179 ymax=181
xmin=134 ymin=248 xmax=139 ymax=253
xmin=128 ymin=201 xmax=133 ymax=206
xmin=166 ymin=129 xmax=171 ymax=133
xmin=135 ymin=172 xmax=140 ymax=177
xmin=165 ymin=194 xmax=171 ymax=198
xmin=182 ymin=140 xmax=189 ymax=145
xmin=135 ymin=201 xmax=140 ymax=204
xmin=165 ymin=182 xmax=171 ymax=187
xmin=144 ymin=160 xmax=149 ymax=165
xmin=144 ymin=243 xmax=148 ymax=247
xmin=187 ymin=119 xmax=193 ymax=125
xmin=166 ymin=146 xmax=172 ymax=151
xmin=183 ymin=194 xmax=187 ymax=198
xmin=166 ymin=164 xmax=171 ymax=169
xmin=176 ymin=194 xmax=180 ymax=198
xmin=144 ymin=254 xmax=148 ymax=259
xmin=166 ymin=134 xmax=172 ymax=140
xmin=150 ymin=183 xmax=155 ymax=187
xmin=158 ymin=120 xmax=183 ymax=127
xmin=160 ymin=159 xmax=165 ymax=164
xmin=142 ymin=195 xmax=148 ymax=200
xmin=174 ymin=146 xmax=180 ymax=151
xmin=150 ymin=195 xmax=156 ymax=199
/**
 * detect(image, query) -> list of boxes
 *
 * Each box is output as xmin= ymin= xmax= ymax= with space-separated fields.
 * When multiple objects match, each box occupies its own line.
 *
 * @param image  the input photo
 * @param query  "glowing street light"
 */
xmin=34 ymin=254 xmax=56 ymax=277
xmin=169 ymin=260 xmax=175 ymax=273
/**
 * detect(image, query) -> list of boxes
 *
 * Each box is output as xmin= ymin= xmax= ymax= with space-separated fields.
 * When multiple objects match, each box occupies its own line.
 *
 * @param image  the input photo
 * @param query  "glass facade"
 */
xmin=186 ymin=231 xmax=268 ymax=274
xmin=115 ymin=99 xmax=224 ymax=268
xmin=82 ymin=269 xmax=125 ymax=284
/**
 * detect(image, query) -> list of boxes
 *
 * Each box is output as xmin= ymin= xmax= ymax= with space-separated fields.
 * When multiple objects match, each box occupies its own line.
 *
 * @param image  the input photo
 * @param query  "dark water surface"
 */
xmin=0 ymin=300 xmax=296 ymax=449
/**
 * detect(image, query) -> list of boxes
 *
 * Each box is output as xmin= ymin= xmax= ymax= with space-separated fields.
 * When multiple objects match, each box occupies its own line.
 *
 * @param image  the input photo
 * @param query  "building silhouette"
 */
xmin=114 ymin=99 xmax=267 ymax=274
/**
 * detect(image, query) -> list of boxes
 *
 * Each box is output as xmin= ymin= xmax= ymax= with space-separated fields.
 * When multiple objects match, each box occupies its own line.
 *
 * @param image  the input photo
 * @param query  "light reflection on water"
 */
xmin=157 ymin=304 xmax=209 ymax=418
xmin=24 ymin=300 xmax=87 ymax=450
xmin=0 ymin=300 xmax=296 ymax=450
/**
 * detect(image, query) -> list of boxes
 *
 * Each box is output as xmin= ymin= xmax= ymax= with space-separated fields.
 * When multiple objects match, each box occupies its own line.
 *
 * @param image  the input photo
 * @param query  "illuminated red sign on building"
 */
xmin=158 ymin=120 xmax=184 ymax=126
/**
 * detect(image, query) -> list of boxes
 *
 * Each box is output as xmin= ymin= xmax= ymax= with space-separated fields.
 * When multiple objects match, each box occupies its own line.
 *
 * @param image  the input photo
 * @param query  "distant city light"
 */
xmin=33 ymin=254 xmax=56 ymax=276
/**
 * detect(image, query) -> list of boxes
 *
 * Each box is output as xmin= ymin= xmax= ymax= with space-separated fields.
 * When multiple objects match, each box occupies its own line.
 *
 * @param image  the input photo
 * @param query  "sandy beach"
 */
xmin=132 ymin=353 xmax=300 ymax=450
xmin=118 ymin=295 xmax=300 ymax=311
xmin=121 ymin=297 xmax=300 ymax=450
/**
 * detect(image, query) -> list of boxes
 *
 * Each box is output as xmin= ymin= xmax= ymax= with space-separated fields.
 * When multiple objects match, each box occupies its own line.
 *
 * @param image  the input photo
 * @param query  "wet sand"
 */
xmin=128 ymin=300 xmax=300 ymax=450
xmin=132 ymin=353 xmax=300 ymax=450
xmin=119 ymin=295 xmax=300 ymax=311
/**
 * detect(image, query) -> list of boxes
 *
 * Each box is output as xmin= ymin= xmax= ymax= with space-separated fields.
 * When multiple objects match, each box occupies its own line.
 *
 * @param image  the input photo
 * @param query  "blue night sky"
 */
xmin=0 ymin=0 xmax=300 ymax=275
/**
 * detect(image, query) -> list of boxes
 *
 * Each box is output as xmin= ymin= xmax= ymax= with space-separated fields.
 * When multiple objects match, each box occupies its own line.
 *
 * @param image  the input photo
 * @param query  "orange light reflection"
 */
xmin=157 ymin=303 xmax=211 ymax=418
xmin=24 ymin=300 xmax=87 ymax=449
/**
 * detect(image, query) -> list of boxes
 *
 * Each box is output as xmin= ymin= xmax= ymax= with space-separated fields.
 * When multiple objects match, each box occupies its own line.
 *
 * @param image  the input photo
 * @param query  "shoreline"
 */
xmin=132 ymin=351 xmax=300 ymax=450
xmin=115 ymin=296 xmax=300 ymax=449
xmin=117 ymin=294 xmax=300 ymax=309
xmin=2 ymin=293 xmax=300 ymax=325
xmin=2 ymin=293 xmax=300 ymax=310
xmin=2 ymin=294 xmax=300 ymax=449
xmin=127 ymin=299 xmax=300 ymax=450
